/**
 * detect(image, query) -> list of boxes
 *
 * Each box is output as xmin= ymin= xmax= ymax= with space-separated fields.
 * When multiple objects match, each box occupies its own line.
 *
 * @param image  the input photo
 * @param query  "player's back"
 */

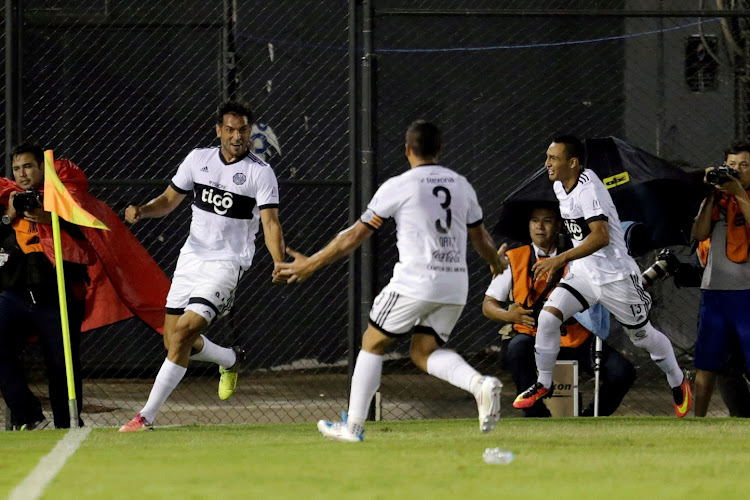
xmin=377 ymin=165 xmax=482 ymax=305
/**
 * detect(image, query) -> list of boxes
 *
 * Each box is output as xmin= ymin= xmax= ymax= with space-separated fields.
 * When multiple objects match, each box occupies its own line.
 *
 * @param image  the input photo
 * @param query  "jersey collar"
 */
xmin=218 ymin=148 xmax=250 ymax=165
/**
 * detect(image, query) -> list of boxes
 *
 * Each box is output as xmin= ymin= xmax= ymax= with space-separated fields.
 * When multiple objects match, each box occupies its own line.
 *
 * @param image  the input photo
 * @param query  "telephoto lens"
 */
xmin=642 ymin=249 xmax=680 ymax=287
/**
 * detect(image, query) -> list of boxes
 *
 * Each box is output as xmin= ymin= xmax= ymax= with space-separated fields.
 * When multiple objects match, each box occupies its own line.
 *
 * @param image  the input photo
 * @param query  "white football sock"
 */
xmin=189 ymin=335 xmax=237 ymax=369
xmin=140 ymin=358 xmax=187 ymax=423
xmin=347 ymin=350 xmax=383 ymax=435
xmin=625 ymin=322 xmax=683 ymax=387
xmin=426 ymin=349 xmax=481 ymax=394
xmin=535 ymin=310 xmax=563 ymax=388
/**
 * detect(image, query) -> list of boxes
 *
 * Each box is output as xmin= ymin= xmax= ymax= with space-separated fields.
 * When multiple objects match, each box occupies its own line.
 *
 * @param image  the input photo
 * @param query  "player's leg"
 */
xmin=514 ymin=276 xmax=593 ymax=409
xmin=183 ymin=261 xmax=246 ymax=399
xmin=318 ymin=286 xmax=408 ymax=442
xmin=603 ymin=274 xmax=690 ymax=416
xmin=506 ymin=333 xmax=551 ymax=417
xmin=411 ymin=303 xmax=502 ymax=433
xmin=317 ymin=324 xmax=394 ymax=442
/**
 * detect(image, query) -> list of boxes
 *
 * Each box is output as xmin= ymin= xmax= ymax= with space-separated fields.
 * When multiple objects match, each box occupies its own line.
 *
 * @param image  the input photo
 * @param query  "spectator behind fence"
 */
xmin=0 ymin=142 xmax=170 ymax=430
xmin=691 ymin=141 xmax=750 ymax=417
xmin=119 ymin=100 xmax=287 ymax=432
xmin=512 ymin=135 xmax=692 ymax=417
xmin=277 ymin=120 xmax=507 ymax=442
xmin=483 ymin=205 xmax=636 ymax=417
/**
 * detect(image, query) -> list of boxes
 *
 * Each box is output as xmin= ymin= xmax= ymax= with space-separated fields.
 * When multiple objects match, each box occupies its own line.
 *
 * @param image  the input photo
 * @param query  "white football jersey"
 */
xmin=170 ymin=147 xmax=279 ymax=268
xmin=361 ymin=165 xmax=483 ymax=304
xmin=554 ymin=168 xmax=639 ymax=284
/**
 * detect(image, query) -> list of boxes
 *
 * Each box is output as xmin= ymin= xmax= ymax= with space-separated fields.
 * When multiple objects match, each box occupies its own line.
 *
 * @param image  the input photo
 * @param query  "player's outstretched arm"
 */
xmin=260 ymin=207 xmax=287 ymax=283
xmin=468 ymin=224 xmax=507 ymax=276
xmin=125 ymin=186 xmax=185 ymax=224
xmin=276 ymin=222 xmax=373 ymax=283
xmin=532 ymin=219 xmax=609 ymax=280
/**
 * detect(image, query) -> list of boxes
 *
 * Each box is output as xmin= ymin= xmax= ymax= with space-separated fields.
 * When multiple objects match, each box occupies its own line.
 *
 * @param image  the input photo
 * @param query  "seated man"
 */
xmin=483 ymin=205 xmax=636 ymax=416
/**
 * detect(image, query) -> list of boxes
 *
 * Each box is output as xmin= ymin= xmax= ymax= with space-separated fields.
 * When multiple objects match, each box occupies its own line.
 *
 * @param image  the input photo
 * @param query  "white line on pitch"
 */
xmin=7 ymin=427 xmax=92 ymax=500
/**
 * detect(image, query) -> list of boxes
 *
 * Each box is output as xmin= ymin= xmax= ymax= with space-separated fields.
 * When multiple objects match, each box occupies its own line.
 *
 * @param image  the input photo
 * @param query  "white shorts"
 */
xmin=165 ymin=253 xmax=244 ymax=324
xmin=368 ymin=285 xmax=464 ymax=345
xmin=545 ymin=270 xmax=651 ymax=328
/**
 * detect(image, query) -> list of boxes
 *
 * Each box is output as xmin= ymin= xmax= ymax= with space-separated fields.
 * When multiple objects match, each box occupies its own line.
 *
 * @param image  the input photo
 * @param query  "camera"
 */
xmin=642 ymin=249 xmax=681 ymax=287
xmin=12 ymin=190 xmax=43 ymax=213
xmin=706 ymin=164 xmax=740 ymax=185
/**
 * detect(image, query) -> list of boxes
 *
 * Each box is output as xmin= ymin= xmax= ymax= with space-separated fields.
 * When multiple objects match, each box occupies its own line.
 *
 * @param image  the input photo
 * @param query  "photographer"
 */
xmin=0 ymin=142 xmax=89 ymax=429
xmin=691 ymin=141 xmax=750 ymax=417
xmin=483 ymin=205 xmax=636 ymax=417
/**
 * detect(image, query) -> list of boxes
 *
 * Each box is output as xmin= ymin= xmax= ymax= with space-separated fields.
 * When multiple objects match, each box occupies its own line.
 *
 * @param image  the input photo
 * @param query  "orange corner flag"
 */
xmin=42 ymin=150 xmax=109 ymax=230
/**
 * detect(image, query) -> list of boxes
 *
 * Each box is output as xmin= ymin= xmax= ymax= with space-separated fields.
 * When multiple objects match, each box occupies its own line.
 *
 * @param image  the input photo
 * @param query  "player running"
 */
xmin=277 ymin=120 xmax=507 ymax=441
xmin=119 ymin=101 xmax=286 ymax=431
xmin=512 ymin=135 xmax=691 ymax=417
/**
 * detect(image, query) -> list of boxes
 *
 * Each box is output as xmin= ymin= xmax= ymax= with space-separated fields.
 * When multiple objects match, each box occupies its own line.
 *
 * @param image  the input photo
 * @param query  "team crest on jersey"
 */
xmin=233 ymin=173 xmax=247 ymax=185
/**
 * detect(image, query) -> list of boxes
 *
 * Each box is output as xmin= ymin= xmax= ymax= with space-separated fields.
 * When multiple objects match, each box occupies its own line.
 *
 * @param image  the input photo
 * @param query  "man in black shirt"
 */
xmin=0 ymin=142 xmax=89 ymax=429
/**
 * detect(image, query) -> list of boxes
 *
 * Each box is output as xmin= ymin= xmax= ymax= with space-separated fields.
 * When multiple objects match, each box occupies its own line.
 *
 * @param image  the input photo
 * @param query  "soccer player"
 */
xmin=119 ymin=101 xmax=286 ymax=432
xmin=512 ymin=135 xmax=692 ymax=417
xmin=277 ymin=120 xmax=506 ymax=442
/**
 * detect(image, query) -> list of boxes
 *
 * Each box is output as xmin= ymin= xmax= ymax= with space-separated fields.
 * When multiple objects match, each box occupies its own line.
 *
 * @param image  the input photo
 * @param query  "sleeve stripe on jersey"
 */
xmin=362 ymin=213 xmax=383 ymax=229
xmin=170 ymin=181 xmax=190 ymax=194
xmin=258 ymin=203 xmax=279 ymax=210
xmin=585 ymin=214 xmax=608 ymax=224
xmin=467 ymin=218 xmax=483 ymax=228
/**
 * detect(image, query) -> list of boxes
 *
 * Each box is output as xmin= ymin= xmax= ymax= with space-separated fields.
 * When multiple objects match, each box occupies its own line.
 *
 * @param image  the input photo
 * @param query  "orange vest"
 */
xmin=697 ymin=190 xmax=750 ymax=267
xmin=12 ymin=219 xmax=43 ymax=254
xmin=506 ymin=245 xmax=591 ymax=348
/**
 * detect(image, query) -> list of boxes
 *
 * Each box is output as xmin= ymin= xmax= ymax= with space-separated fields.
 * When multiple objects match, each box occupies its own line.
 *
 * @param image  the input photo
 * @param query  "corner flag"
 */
xmin=43 ymin=149 xmax=109 ymax=230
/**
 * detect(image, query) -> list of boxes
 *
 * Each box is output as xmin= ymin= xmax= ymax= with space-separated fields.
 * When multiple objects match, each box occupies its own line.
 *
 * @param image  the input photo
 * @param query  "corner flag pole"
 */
xmin=44 ymin=150 xmax=79 ymax=428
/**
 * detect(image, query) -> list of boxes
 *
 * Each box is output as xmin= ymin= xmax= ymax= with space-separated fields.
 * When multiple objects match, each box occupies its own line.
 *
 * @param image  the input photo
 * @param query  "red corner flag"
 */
xmin=42 ymin=150 xmax=109 ymax=230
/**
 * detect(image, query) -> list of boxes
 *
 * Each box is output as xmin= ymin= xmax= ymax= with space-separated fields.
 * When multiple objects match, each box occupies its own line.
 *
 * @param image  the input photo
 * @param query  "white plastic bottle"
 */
xmin=483 ymin=447 xmax=515 ymax=465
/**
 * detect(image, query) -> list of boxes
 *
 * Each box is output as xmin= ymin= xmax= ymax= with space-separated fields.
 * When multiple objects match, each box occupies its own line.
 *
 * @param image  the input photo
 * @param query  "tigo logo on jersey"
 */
xmin=201 ymin=188 xmax=234 ymax=215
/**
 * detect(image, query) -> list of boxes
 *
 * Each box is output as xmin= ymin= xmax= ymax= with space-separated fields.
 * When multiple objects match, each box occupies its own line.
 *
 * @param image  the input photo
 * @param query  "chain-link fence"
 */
xmin=2 ymin=1 xmax=749 ymax=429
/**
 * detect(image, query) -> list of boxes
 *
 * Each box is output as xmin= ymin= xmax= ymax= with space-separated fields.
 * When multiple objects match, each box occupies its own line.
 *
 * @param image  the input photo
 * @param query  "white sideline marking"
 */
xmin=8 ymin=427 xmax=92 ymax=500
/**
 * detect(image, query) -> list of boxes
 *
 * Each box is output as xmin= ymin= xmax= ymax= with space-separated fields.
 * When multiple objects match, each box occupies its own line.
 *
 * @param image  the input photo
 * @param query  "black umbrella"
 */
xmin=494 ymin=137 xmax=706 ymax=251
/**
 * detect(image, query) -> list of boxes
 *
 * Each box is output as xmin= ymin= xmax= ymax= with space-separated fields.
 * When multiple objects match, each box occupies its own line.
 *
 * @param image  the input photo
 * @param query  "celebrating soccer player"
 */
xmin=277 ymin=120 xmax=506 ymax=441
xmin=512 ymin=135 xmax=691 ymax=417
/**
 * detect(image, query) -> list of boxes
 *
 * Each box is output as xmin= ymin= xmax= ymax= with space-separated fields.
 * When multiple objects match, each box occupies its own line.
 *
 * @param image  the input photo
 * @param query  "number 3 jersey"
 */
xmin=170 ymin=147 xmax=280 ymax=268
xmin=554 ymin=168 xmax=639 ymax=285
xmin=361 ymin=165 xmax=483 ymax=305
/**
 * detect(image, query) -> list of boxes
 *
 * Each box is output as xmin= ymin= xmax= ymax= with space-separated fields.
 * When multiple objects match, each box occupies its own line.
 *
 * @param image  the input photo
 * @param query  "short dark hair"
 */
xmin=724 ymin=140 xmax=750 ymax=157
xmin=406 ymin=120 xmax=442 ymax=158
xmin=11 ymin=141 xmax=44 ymax=166
xmin=553 ymin=134 xmax=585 ymax=164
xmin=216 ymin=100 xmax=254 ymax=125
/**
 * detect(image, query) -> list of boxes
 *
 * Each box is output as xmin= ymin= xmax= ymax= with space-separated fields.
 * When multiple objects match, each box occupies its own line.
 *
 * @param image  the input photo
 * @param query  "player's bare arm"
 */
xmin=278 ymin=221 xmax=373 ymax=283
xmin=482 ymin=296 xmax=535 ymax=327
xmin=125 ymin=185 xmax=186 ymax=224
xmin=532 ymin=219 xmax=609 ymax=280
xmin=468 ymin=224 xmax=508 ymax=276
xmin=260 ymin=207 xmax=287 ymax=283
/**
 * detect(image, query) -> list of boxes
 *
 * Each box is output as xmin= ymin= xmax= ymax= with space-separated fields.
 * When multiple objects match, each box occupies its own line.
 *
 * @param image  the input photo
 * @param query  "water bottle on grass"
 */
xmin=483 ymin=447 xmax=515 ymax=465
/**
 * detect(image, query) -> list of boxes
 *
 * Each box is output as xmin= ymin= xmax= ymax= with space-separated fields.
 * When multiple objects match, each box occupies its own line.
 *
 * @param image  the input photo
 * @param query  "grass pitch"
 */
xmin=1 ymin=418 xmax=748 ymax=499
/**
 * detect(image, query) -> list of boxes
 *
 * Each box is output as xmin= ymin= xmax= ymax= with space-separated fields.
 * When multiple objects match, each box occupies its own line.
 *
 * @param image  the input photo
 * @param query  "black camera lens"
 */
xmin=12 ymin=191 xmax=42 ymax=213
xmin=706 ymin=165 xmax=740 ymax=185
xmin=642 ymin=249 xmax=680 ymax=287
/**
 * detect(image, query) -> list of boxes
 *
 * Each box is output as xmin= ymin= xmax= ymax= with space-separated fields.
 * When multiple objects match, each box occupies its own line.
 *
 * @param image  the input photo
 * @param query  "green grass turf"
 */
xmin=2 ymin=418 xmax=749 ymax=499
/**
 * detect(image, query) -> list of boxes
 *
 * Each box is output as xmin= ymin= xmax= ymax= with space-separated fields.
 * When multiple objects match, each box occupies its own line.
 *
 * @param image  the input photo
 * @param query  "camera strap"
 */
xmin=523 ymin=250 xmax=565 ymax=313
